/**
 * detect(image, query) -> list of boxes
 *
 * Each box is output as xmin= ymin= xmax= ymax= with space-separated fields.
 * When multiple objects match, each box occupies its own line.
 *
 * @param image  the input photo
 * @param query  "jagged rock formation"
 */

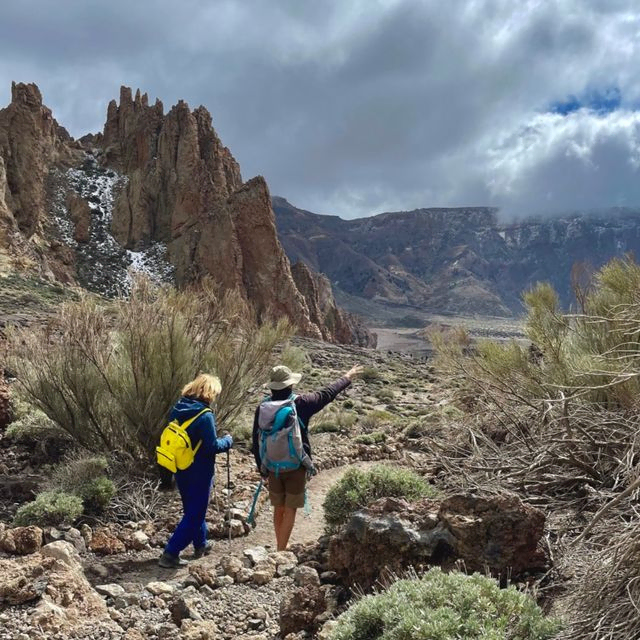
xmin=0 ymin=83 xmax=372 ymax=345
xmin=0 ymin=83 xmax=79 ymax=237
xmin=291 ymin=261 xmax=376 ymax=347
xmin=0 ymin=83 xmax=82 ymax=280
xmin=274 ymin=197 xmax=640 ymax=317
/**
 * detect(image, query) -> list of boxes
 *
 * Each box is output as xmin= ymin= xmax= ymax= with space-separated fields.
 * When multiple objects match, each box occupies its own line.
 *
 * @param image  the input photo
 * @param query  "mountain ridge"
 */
xmin=273 ymin=196 xmax=640 ymax=318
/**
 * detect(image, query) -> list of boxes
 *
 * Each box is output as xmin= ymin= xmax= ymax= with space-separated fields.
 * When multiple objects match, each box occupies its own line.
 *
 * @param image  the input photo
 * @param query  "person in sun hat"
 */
xmin=252 ymin=363 xmax=363 ymax=551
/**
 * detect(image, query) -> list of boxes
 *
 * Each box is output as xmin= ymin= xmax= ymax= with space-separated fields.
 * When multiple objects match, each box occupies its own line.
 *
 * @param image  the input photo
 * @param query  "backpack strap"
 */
xmin=181 ymin=407 xmax=211 ymax=456
xmin=289 ymin=394 xmax=307 ymax=433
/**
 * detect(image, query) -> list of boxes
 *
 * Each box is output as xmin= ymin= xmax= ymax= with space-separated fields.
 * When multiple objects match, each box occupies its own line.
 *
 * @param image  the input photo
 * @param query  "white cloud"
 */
xmin=481 ymin=109 xmax=640 ymax=217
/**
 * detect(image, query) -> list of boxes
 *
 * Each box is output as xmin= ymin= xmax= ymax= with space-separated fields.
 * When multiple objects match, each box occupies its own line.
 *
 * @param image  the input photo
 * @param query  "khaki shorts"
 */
xmin=268 ymin=467 xmax=306 ymax=509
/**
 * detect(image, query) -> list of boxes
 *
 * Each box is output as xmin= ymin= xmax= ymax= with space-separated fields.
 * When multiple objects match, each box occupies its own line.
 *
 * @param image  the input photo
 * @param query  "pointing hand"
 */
xmin=345 ymin=365 xmax=365 ymax=380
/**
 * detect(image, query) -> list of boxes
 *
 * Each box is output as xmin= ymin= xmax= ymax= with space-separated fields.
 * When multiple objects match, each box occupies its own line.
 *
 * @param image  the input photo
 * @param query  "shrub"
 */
xmin=329 ymin=568 xmax=560 ymax=640
xmin=278 ymin=342 xmax=311 ymax=372
xmin=403 ymin=419 xmax=431 ymax=439
xmin=14 ymin=491 xmax=83 ymax=527
xmin=5 ymin=407 xmax=73 ymax=464
xmin=360 ymin=367 xmax=381 ymax=383
xmin=311 ymin=421 xmax=341 ymax=434
xmin=229 ymin=420 xmax=253 ymax=443
xmin=323 ymin=465 xmax=435 ymax=529
xmin=108 ymin=478 xmax=164 ymax=522
xmin=44 ymin=454 xmax=115 ymax=514
xmin=6 ymin=408 xmax=71 ymax=444
xmin=48 ymin=455 xmax=109 ymax=494
xmin=6 ymin=276 xmax=291 ymax=462
xmin=360 ymin=410 xmax=395 ymax=430
xmin=353 ymin=432 xmax=386 ymax=445
xmin=311 ymin=409 xmax=357 ymax=434
xmin=80 ymin=477 xmax=116 ymax=514
xmin=376 ymin=388 xmax=394 ymax=402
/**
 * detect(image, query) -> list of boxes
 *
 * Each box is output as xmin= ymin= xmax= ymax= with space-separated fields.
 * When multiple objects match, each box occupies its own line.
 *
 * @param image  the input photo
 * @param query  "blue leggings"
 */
xmin=165 ymin=474 xmax=211 ymax=556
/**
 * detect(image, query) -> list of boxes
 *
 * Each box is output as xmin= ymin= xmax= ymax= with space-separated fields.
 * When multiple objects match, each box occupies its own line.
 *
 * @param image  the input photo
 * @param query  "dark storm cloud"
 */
xmin=1 ymin=0 xmax=640 ymax=217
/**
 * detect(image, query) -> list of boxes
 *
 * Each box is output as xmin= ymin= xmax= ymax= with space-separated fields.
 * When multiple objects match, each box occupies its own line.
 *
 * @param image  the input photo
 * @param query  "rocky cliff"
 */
xmin=274 ymin=197 xmax=640 ymax=317
xmin=0 ymin=83 xmax=83 ymax=281
xmin=0 ymin=83 xmax=373 ymax=346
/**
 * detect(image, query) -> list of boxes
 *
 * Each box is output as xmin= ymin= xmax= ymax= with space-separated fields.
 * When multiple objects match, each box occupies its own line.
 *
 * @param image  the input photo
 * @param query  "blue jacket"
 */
xmin=170 ymin=396 xmax=232 ymax=484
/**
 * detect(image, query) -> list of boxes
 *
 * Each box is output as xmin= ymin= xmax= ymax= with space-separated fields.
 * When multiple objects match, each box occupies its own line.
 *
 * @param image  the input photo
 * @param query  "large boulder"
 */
xmin=328 ymin=493 xmax=547 ymax=590
xmin=0 ymin=547 xmax=118 ymax=635
xmin=279 ymin=582 xmax=326 ymax=637
xmin=0 ymin=526 xmax=44 ymax=555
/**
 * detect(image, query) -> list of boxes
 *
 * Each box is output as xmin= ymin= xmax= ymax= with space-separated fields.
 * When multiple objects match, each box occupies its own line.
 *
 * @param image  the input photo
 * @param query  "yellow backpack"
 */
xmin=156 ymin=408 xmax=211 ymax=473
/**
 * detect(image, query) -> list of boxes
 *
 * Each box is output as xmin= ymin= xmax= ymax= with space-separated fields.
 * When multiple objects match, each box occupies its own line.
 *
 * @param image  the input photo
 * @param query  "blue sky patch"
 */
xmin=550 ymin=87 xmax=622 ymax=115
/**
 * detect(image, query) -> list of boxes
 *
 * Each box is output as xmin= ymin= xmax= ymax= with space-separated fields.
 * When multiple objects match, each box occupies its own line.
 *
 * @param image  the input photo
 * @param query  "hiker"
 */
xmin=158 ymin=374 xmax=233 ymax=568
xmin=252 ymin=363 xmax=364 ymax=551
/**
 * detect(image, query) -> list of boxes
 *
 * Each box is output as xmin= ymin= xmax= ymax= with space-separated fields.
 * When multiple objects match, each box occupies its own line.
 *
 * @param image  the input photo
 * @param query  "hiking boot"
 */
xmin=158 ymin=552 xmax=187 ymax=568
xmin=193 ymin=541 xmax=213 ymax=559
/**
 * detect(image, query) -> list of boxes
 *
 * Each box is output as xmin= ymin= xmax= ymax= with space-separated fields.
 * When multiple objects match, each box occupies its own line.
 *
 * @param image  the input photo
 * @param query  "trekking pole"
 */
xmin=226 ymin=449 xmax=232 ymax=548
xmin=247 ymin=479 xmax=264 ymax=528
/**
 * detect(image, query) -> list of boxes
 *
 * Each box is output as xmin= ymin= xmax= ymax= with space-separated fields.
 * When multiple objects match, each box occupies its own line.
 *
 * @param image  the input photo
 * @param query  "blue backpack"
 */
xmin=257 ymin=397 xmax=310 ymax=476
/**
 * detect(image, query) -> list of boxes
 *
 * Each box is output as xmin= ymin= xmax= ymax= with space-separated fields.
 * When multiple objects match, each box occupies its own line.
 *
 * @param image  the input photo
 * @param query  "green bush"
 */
xmin=329 ymin=568 xmax=560 ymax=640
xmin=360 ymin=410 xmax=395 ymax=430
xmin=311 ymin=421 xmax=341 ymax=434
xmin=80 ymin=477 xmax=116 ymax=514
xmin=433 ymin=257 xmax=640 ymax=413
xmin=229 ymin=420 xmax=253 ymax=443
xmin=323 ymin=465 xmax=435 ymax=529
xmin=49 ymin=455 xmax=109 ymax=494
xmin=353 ymin=432 xmax=386 ymax=445
xmin=278 ymin=343 xmax=311 ymax=372
xmin=360 ymin=367 xmax=381 ymax=383
xmin=403 ymin=420 xmax=431 ymax=439
xmin=45 ymin=455 xmax=115 ymax=514
xmin=14 ymin=491 xmax=83 ymax=527
xmin=6 ymin=409 xmax=71 ymax=444
xmin=311 ymin=409 xmax=357 ymax=434
xmin=376 ymin=388 xmax=394 ymax=402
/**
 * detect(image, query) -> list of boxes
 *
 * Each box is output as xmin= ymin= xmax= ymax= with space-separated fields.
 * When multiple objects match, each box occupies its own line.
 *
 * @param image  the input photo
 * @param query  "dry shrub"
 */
xmin=108 ymin=477 xmax=164 ymax=522
xmin=429 ymin=257 xmax=640 ymax=502
xmin=427 ymin=257 xmax=640 ymax=639
xmin=5 ymin=276 xmax=291 ymax=462
xmin=560 ymin=521 xmax=640 ymax=640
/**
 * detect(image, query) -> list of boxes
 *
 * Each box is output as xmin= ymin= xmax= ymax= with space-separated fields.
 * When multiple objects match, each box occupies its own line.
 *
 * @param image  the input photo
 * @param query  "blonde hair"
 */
xmin=182 ymin=373 xmax=221 ymax=404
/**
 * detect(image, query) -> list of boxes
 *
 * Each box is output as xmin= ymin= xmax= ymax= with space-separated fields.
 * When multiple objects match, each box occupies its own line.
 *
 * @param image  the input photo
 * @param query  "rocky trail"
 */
xmin=93 ymin=461 xmax=375 ymax=591
xmin=6 ymin=460 xmax=380 ymax=640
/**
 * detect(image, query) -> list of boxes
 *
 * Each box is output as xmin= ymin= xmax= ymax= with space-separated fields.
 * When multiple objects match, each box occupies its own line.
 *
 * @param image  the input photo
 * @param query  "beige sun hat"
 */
xmin=268 ymin=365 xmax=302 ymax=390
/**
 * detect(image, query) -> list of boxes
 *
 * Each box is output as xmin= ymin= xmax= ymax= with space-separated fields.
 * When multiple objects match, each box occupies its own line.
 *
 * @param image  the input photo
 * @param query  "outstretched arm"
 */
xmin=297 ymin=365 xmax=365 ymax=420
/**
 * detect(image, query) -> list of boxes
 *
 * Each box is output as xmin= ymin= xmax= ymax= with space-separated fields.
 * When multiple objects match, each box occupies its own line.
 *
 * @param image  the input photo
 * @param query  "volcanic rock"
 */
xmin=328 ymin=492 xmax=547 ymax=590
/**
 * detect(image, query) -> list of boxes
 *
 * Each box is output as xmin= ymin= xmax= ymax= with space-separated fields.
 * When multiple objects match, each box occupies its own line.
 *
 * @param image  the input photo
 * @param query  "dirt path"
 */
xmin=102 ymin=461 xmax=376 ymax=588
xmin=247 ymin=461 xmax=376 ymax=548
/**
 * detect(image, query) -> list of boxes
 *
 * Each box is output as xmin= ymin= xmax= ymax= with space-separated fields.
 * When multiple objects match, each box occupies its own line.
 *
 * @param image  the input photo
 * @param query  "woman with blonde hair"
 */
xmin=159 ymin=373 xmax=233 ymax=568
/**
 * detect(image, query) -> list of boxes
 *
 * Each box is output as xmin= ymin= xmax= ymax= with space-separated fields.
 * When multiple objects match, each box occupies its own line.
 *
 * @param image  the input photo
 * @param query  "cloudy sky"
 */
xmin=2 ymin=0 xmax=640 ymax=219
